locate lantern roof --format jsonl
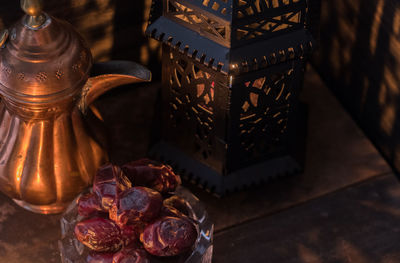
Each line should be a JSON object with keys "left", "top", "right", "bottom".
{"left": 146, "top": 0, "right": 315, "bottom": 74}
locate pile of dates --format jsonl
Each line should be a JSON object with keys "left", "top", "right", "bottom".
{"left": 74, "top": 159, "right": 198, "bottom": 263}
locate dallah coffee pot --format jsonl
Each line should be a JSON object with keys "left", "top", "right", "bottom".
{"left": 0, "top": 0, "right": 151, "bottom": 214}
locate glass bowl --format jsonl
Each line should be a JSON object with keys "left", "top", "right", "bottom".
{"left": 58, "top": 186, "right": 213, "bottom": 263}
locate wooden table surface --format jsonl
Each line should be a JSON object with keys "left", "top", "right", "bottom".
{"left": 0, "top": 66, "right": 398, "bottom": 263}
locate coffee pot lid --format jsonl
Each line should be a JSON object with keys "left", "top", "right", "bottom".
{"left": 0, "top": 0, "right": 92, "bottom": 104}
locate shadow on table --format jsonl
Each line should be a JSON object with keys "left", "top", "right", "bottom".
{"left": 213, "top": 175, "right": 400, "bottom": 263}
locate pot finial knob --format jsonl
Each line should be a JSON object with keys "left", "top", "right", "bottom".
{"left": 20, "top": 0, "right": 46, "bottom": 28}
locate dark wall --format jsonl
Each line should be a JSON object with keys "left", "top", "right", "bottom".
{"left": 111, "top": 0, "right": 161, "bottom": 78}
{"left": 312, "top": 0, "right": 400, "bottom": 173}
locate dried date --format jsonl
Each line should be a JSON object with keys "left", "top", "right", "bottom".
{"left": 120, "top": 224, "right": 140, "bottom": 246}
{"left": 160, "top": 205, "right": 187, "bottom": 219}
{"left": 110, "top": 187, "right": 162, "bottom": 226}
{"left": 122, "top": 159, "right": 181, "bottom": 194}
{"left": 86, "top": 252, "right": 114, "bottom": 263}
{"left": 77, "top": 193, "right": 103, "bottom": 218}
{"left": 140, "top": 216, "right": 197, "bottom": 257}
{"left": 74, "top": 217, "right": 123, "bottom": 252}
{"left": 112, "top": 246, "right": 150, "bottom": 263}
{"left": 93, "top": 164, "right": 131, "bottom": 211}
{"left": 163, "top": 195, "right": 190, "bottom": 216}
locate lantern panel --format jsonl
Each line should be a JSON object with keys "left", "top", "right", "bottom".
{"left": 227, "top": 59, "right": 304, "bottom": 172}
{"left": 164, "top": 0, "right": 231, "bottom": 47}
{"left": 171, "top": 0, "right": 233, "bottom": 19}
{"left": 161, "top": 44, "right": 229, "bottom": 173}
{"left": 232, "top": 0, "right": 307, "bottom": 47}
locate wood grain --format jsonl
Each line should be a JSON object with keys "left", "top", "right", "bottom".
{"left": 214, "top": 174, "right": 400, "bottom": 263}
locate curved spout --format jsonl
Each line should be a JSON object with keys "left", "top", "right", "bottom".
{"left": 79, "top": 61, "right": 151, "bottom": 113}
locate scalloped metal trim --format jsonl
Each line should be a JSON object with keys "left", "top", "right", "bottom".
{"left": 147, "top": 27, "right": 227, "bottom": 73}
{"left": 150, "top": 141, "right": 302, "bottom": 196}
{"left": 146, "top": 26, "right": 314, "bottom": 75}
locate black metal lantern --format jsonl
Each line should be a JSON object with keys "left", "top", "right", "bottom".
{"left": 146, "top": 0, "right": 316, "bottom": 195}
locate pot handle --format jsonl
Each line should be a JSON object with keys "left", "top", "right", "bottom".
{"left": 0, "top": 30, "right": 8, "bottom": 101}
{"left": 0, "top": 29, "right": 8, "bottom": 48}
{"left": 78, "top": 60, "right": 151, "bottom": 114}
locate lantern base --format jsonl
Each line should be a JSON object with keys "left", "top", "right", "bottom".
{"left": 150, "top": 142, "right": 302, "bottom": 195}
{"left": 150, "top": 103, "right": 307, "bottom": 195}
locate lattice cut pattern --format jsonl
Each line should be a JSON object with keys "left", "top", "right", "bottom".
{"left": 165, "top": 0, "right": 231, "bottom": 46}
{"left": 239, "top": 67, "right": 294, "bottom": 157}
{"left": 234, "top": 0, "right": 306, "bottom": 44}
{"left": 201, "top": 0, "right": 231, "bottom": 15}
{"left": 167, "top": 48, "right": 216, "bottom": 160}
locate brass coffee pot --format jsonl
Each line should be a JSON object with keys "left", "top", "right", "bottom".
{"left": 0, "top": 0, "right": 151, "bottom": 214}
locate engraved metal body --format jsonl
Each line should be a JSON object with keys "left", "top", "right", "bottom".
{"left": 0, "top": 1, "right": 151, "bottom": 214}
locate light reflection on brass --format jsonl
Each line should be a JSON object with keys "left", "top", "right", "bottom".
{"left": 0, "top": 29, "right": 8, "bottom": 47}
{"left": 21, "top": 0, "right": 43, "bottom": 16}
{"left": 20, "top": 0, "right": 46, "bottom": 28}
{"left": 0, "top": 4, "right": 151, "bottom": 214}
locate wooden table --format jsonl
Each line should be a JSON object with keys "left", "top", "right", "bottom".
{"left": 0, "top": 66, "right": 398, "bottom": 263}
